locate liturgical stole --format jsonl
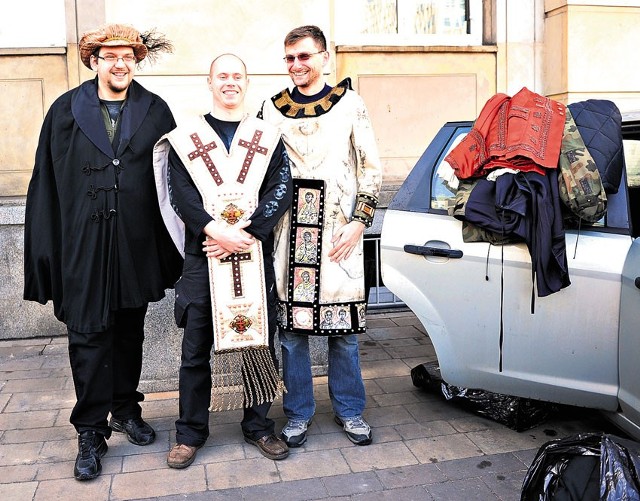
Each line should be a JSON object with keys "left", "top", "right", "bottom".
{"left": 165, "top": 115, "right": 282, "bottom": 410}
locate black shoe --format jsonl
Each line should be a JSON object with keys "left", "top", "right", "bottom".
{"left": 109, "top": 417, "right": 156, "bottom": 446}
{"left": 74, "top": 431, "right": 108, "bottom": 481}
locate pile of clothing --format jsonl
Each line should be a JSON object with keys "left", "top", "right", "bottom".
{"left": 442, "top": 87, "right": 624, "bottom": 301}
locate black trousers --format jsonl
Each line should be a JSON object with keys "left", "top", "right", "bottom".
{"left": 174, "top": 253, "right": 278, "bottom": 447}
{"left": 67, "top": 305, "right": 148, "bottom": 438}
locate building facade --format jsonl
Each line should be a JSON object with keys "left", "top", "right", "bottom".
{"left": 1, "top": 0, "right": 639, "bottom": 381}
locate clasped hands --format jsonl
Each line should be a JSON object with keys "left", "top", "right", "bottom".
{"left": 202, "top": 220, "right": 255, "bottom": 259}
{"left": 202, "top": 219, "right": 364, "bottom": 261}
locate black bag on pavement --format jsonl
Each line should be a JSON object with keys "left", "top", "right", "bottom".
{"left": 411, "top": 361, "right": 554, "bottom": 432}
{"left": 520, "top": 432, "right": 640, "bottom": 500}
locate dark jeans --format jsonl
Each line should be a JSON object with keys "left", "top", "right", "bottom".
{"left": 68, "top": 305, "right": 148, "bottom": 438}
{"left": 174, "top": 253, "right": 278, "bottom": 447}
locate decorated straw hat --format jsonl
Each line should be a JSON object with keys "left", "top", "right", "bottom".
{"left": 79, "top": 24, "right": 148, "bottom": 69}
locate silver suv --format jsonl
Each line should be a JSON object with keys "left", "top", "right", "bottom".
{"left": 381, "top": 112, "right": 640, "bottom": 439}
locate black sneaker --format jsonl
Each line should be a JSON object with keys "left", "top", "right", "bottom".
{"left": 281, "top": 419, "right": 312, "bottom": 448}
{"left": 74, "top": 431, "right": 108, "bottom": 481}
{"left": 109, "top": 417, "right": 155, "bottom": 446}
{"left": 334, "top": 415, "right": 372, "bottom": 446}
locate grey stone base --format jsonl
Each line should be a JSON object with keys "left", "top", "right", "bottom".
{"left": 2, "top": 191, "right": 396, "bottom": 391}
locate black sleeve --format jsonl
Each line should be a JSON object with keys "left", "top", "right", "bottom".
{"left": 152, "top": 95, "right": 177, "bottom": 137}
{"left": 167, "top": 146, "right": 213, "bottom": 237}
{"left": 246, "top": 139, "right": 293, "bottom": 242}
{"left": 24, "top": 104, "right": 59, "bottom": 303}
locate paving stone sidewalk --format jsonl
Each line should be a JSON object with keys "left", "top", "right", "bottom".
{"left": 0, "top": 309, "right": 620, "bottom": 500}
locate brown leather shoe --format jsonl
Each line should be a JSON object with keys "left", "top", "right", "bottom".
{"left": 244, "top": 433, "right": 289, "bottom": 460}
{"left": 167, "top": 443, "right": 202, "bottom": 469}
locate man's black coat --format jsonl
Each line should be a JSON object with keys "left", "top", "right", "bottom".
{"left": 24, "top": 78, "right": 182, "bottom": 333}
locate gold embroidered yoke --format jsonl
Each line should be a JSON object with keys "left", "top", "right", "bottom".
{"left": 262, "top": 79, "right": 382, "bottom": 335}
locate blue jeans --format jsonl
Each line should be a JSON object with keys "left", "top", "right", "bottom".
{"left": 279, "top": 331, "right": 366, "bottom": 421}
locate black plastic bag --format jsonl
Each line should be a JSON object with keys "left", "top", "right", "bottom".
{"left": 601, "top": 434, "right": 640, "bottom": 500}
{"left": 411, "top": 361, "right": 555, "bottom": 432}
{"left": 520, "top": 432, "right": 640, "bottom": 500}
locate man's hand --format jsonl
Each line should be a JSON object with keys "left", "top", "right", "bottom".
{"left": 202, "top": 219, "right": 255, "bottom": 258}
{"left": 203, "top": 240, "right": 232, "bottom": 259}
{"left": 328, "top": 220, "right": 365, "bottom": 263}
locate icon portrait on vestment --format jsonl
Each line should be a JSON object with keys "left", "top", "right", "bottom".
{"left": 294, "top": 227, "right": 319, "bottom": 264}
{"left": 334, "top": 307, "right": 351, "bottom": 329}
{"left": 357, "top": 303, "right": 367, "bottom": 328}
{"left": 296, "top": 189, "right": 320, "bottom": 224}
{"left": 292, "top": 306, "right": 314, "bottom": 330}
{"left": 319, "top": 307, "right": 335, "bottom": 330}
{"left": 292, "top": 267, "right": 316, "bottom": 302}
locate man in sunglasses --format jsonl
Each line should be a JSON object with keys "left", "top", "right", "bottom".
{"left": 260, "top": 25, "right": 382, "bottom": 448}
{"left": 23, "top": 23, "right": 182, "bottom": 481}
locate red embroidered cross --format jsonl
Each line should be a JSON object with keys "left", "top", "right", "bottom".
{"left": 237, "top": 130, "right": 268, "bottom": 183}
{"left": 220, "top": 252, "right": 252, "bottom": 297}
{"left": 188, "top": 133, "right": 222, "bottom": 185}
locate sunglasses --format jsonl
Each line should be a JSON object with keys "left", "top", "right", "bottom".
{"left": 283, "top": 51, "right": 324, "bottom": 63}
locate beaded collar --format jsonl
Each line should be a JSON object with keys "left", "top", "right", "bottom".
{"left": 271, "top": 78, "right": 352, "bottom": 119}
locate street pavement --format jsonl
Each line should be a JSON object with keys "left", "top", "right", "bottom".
{"left": 0, "top": 308, "right": 621, "bottom": 500}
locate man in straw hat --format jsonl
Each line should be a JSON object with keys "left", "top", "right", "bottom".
{"left": 153, "top": 53, "right": 292, "bottom": 468}
{"left": 23, "top": 23, "right": 182, "bottom": 481}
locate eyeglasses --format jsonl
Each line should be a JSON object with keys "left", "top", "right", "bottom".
{"left": 96, "top": 54, "right": 136, "bottom": 64}
{"left": 283, "top": 51, "right": 324, "bottom": 63}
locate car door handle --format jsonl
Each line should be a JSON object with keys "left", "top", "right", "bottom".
{"left": 403, "top": 244, "right": 463, "bottom": 259}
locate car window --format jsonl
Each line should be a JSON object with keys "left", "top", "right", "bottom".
{"left": 625, "top": 139, "right": 640, "bottom": 188}
{"left": 430, "top": 129, "right": 468, "bottom": 211}
{"left": 624, "top": 137, "right": 640, "bottom": 236}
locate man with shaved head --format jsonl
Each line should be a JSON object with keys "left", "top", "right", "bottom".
{"left": 154, "top": 53, "right": 293, "bottom": 468}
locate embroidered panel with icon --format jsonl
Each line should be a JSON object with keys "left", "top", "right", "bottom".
{"left": 283, "top": 179, "right": 324, "bottom": 332}
{"left": 277, "top": 179, "right": 366, "bottom": 335}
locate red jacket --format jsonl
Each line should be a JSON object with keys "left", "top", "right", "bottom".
{"left": 446, "top": 87, "right": 566, "bottom": 179}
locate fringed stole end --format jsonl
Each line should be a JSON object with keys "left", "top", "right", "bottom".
{"left": 208, "top": 347, "right": 285, "bottom": 412}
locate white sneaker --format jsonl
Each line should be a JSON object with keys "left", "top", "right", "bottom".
{"left": 281, "top": 419, "right": 311, "bottom": 447}
{"left": 334, "top": 415, "right": 372, "bottom": 445}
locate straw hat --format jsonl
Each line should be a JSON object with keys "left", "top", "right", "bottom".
{"left": 79, "top": 24, "right": 148, "bottom": 69}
